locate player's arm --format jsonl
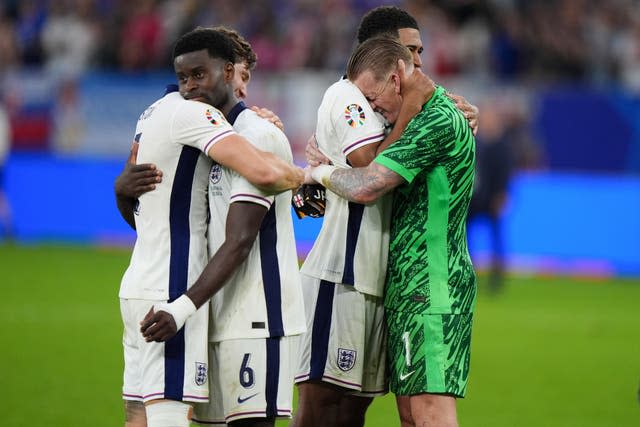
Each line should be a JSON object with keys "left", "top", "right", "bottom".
{"left": 140, "top": 201, "right": 266, "bottom": 342}
{"left": 173, "top": 102, "right": 302, "bottom": 193}
{"left": 348, "top": 67, "right": 435, "bottom": 167}
{"left": 114, "top": 142, "right": 163, "bottom": 230}
{"left": 209, "top": 134, "right": 303, "bottom": 194}
{"left": 308, "top": 162, "right": 405, "bottom": 205}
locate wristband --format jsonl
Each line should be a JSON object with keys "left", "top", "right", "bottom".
{"left": 154, "top": 295, "right": 197, "bottom": 332}
{"left": 311, "top": 165, "right": 336, "bottom": 187}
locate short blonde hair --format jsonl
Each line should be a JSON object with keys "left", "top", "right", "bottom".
{"left": 347, "top": 36, "right": 412, "bottom": 82}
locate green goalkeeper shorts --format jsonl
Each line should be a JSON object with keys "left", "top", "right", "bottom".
{"left": 387, "top": 310, "right": 473, "bottom": 397}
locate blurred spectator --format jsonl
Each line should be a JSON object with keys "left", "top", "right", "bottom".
{"left": 611, "top": 5, "right": 640, "bottom": 92}
{"left": 244, "top": 1, "right": 281, "bottom": 70}
{"left": 0, "top": 0, "right": 638, "bottom": 172}
{"left": 468, "top": 100, "right": 514, "bottom": 292}
{"left": 0, "top": 9, "right": 20, "bottom": 74}
{"left": 0, "top": 96, "right": 13, "bottom": 240}
{"left": 302, "top": 0, "right": 359, "bottom": 70}
{"left": 160, "top": 0, "right": 200, "bottom": 51}
{"left": 423, "top": 5, "right": 462, "bottom": 77}
{"left": 487, "top": 6, "right": 524, "bottom": 80}
{"left": 118, "top": 0, "right": 165, "bottom": 71}
{"left": 0, "top": 0, "right": 638, "bottom": 86}
{"left": 41, "top": 0, "right": 99, "bottom": 79}
{"left": 15, "top": 0, "right": 47, "bottom": 66}
{"left": 51, "top": 79, "right": 83, "bottom": 152}
{"left": 521, "top": 0, "right": 590, "bottom": 81}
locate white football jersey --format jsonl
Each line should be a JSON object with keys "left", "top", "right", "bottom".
{"left": 206, "top": 102, "right": 306, "bottom": 342}
{"left": 300, "top": 78, "right": 392, "bottom": 297}
{"left": 119, "top": 91, "right": 236, "bottom": 300}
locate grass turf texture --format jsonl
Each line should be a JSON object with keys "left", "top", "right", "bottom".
{"left": 1, "top": 244, "right": 638, "bottom": 426}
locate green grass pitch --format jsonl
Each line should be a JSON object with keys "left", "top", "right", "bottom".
{"left": 1, "top": 244, "right": 638, "bottom": 426}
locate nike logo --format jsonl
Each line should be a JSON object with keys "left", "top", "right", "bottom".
{"left": 399, "top": 370, "right": 415, "bottom": 381}
{"left": 237, "top": 392, "right": 259, "bottom": 404}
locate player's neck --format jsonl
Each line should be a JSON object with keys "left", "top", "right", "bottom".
{"left": 218, "top": 92, "right": 240, "bottom": 117}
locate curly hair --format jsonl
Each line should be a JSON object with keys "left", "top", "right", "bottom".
{"left": 212, "top": 25, "right": 257, "bottom": 70}
{"left": 357, "top": 6, "right": 419, "bottom": 44}
{"left": 172, "top": 27, "right": 235, "bottom": 64}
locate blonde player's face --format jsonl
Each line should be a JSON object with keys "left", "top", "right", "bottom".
{"left": 398, "top": 27, "right": 424, "bottom": 68}
{"left": 232, "top": 61, "right": 251, "bottom": 99}
{"left": 354, "top": 69, "right": 403, "bottom": 125}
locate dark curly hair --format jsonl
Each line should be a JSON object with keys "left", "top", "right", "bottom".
{"left": 172, "top": 27, "right": 236, "bottom": 64}
{"left": 357, "top": 6, "right": 419, "bottom": 44}
{"left": 212, "top": 25, "right": 257, "bottom": 70}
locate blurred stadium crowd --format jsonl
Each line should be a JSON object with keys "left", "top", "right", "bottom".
{"left": 1, "top": 0, "right": 639, "bottom": 85}
{"left": 1, "top": 0, "right": 640, "bottom": 174}
{"left": 0, "top": 1, "right": 638, "bottom": 275}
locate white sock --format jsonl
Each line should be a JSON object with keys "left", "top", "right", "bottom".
{"left": 145, "top": 400, "right": 191, "bottom": 427}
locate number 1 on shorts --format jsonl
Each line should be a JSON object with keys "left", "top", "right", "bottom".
{"left": 402, "top": 331, "right": 412, "bottom": 367}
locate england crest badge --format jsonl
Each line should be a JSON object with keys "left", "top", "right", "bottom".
{"left": 337, "top": 348, "right": 357, "bottom": 372}
{"left": 210, "top": 163, "right": 222, "bottom": 184}
{"left": 195, "top": 362, "right": 208, "bottom": 386}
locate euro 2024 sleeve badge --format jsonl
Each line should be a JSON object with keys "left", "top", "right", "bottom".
{"left": 344, "top": 104, "right": 366, "bottom": 128}
{"left": 205, "top": 108, "right": 228, "bottom": 127}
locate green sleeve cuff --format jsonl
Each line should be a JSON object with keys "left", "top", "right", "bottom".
{"left": 374, "top": 155, "right": 416, "bottom": 183}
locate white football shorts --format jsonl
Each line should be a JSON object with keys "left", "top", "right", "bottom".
{"left": 192, "top": 335, "right": 300, "bottom": 424}
{"left": 294, "top": 275, "right": 388, "bottom": 396}
{"left": 120, "top": 298, "right": 209, "bottom": 403}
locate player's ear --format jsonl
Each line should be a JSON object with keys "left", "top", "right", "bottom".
{"left": 392, "top": 71, "right": 402, "bottom": 94}
{"left": 223, "top": 62, "right": 235, "bottom": 83}
{"left": 397, "top": 59, "right": 406, "bottom": 80}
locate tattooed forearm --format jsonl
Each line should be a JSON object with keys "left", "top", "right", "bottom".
{"left": 324, "top": 163, "right": 403, "bottom": 204}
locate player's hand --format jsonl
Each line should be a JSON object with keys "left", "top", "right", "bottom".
{"left": 448, "top": 93, "right": 479, "bottom": 136}
{"left": 304, "top": 166, "right": 317, "bottom": 184}
{"left": 140, "top": 295, "right": 197, "bottom": 342}
{"left": 304, "top": 135, "right": 332, "bottom": 166}
{"left": 115, "top": 142, "right": 163, "bottom": 198}
{"left": 251, "top": 106, "right": 284, "bottom": 131}
{"left": 140, "top": 307, "right": 178, "bottom": 342}
{"left": 294, "top": 166, "right": 306, "bottom": 188}
{"left": 115, "top": 163, "right": 163, "bottom": 199}
{"left": 400, "top": 64, "right": 435, "bottom": 107}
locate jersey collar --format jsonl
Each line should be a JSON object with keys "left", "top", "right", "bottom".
{"left": 163, "top": 84, "right": 246, "bottom": 125}
{"left": 164, "top": 84, "right": 179, "bottom": 94}
{"left": 227, "top": 101, "right": 247, "bottom": 125}
{"left": 424, "top": 86, "right": 445, "bottom": 108}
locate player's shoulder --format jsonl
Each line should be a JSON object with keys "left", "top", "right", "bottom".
{"left": 137, "top": 92, "right": 175, "bottom": 119}
{"left": 321, "top": 78, "right": 374, "bottom": 125}
{"left": 417, "top": 87, "right": 457, "bottom": 120}
{"left": 237, "top": 109, "right": 283, "bottom": 136}
{"left": 324, "top": 78, "right": 366, "bottom": 103}
{"left": 427, "top": 86, "right": 457, "bottom": 111}
{"left": 173, "top": 97, "right": 229, "bottom": 127}
{"left": 237, "top": 109, "right": 290, "bottom": 151}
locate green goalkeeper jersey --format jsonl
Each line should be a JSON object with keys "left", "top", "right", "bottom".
{"left": 374, "top": 86, "right": 477, "bottom": 315}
